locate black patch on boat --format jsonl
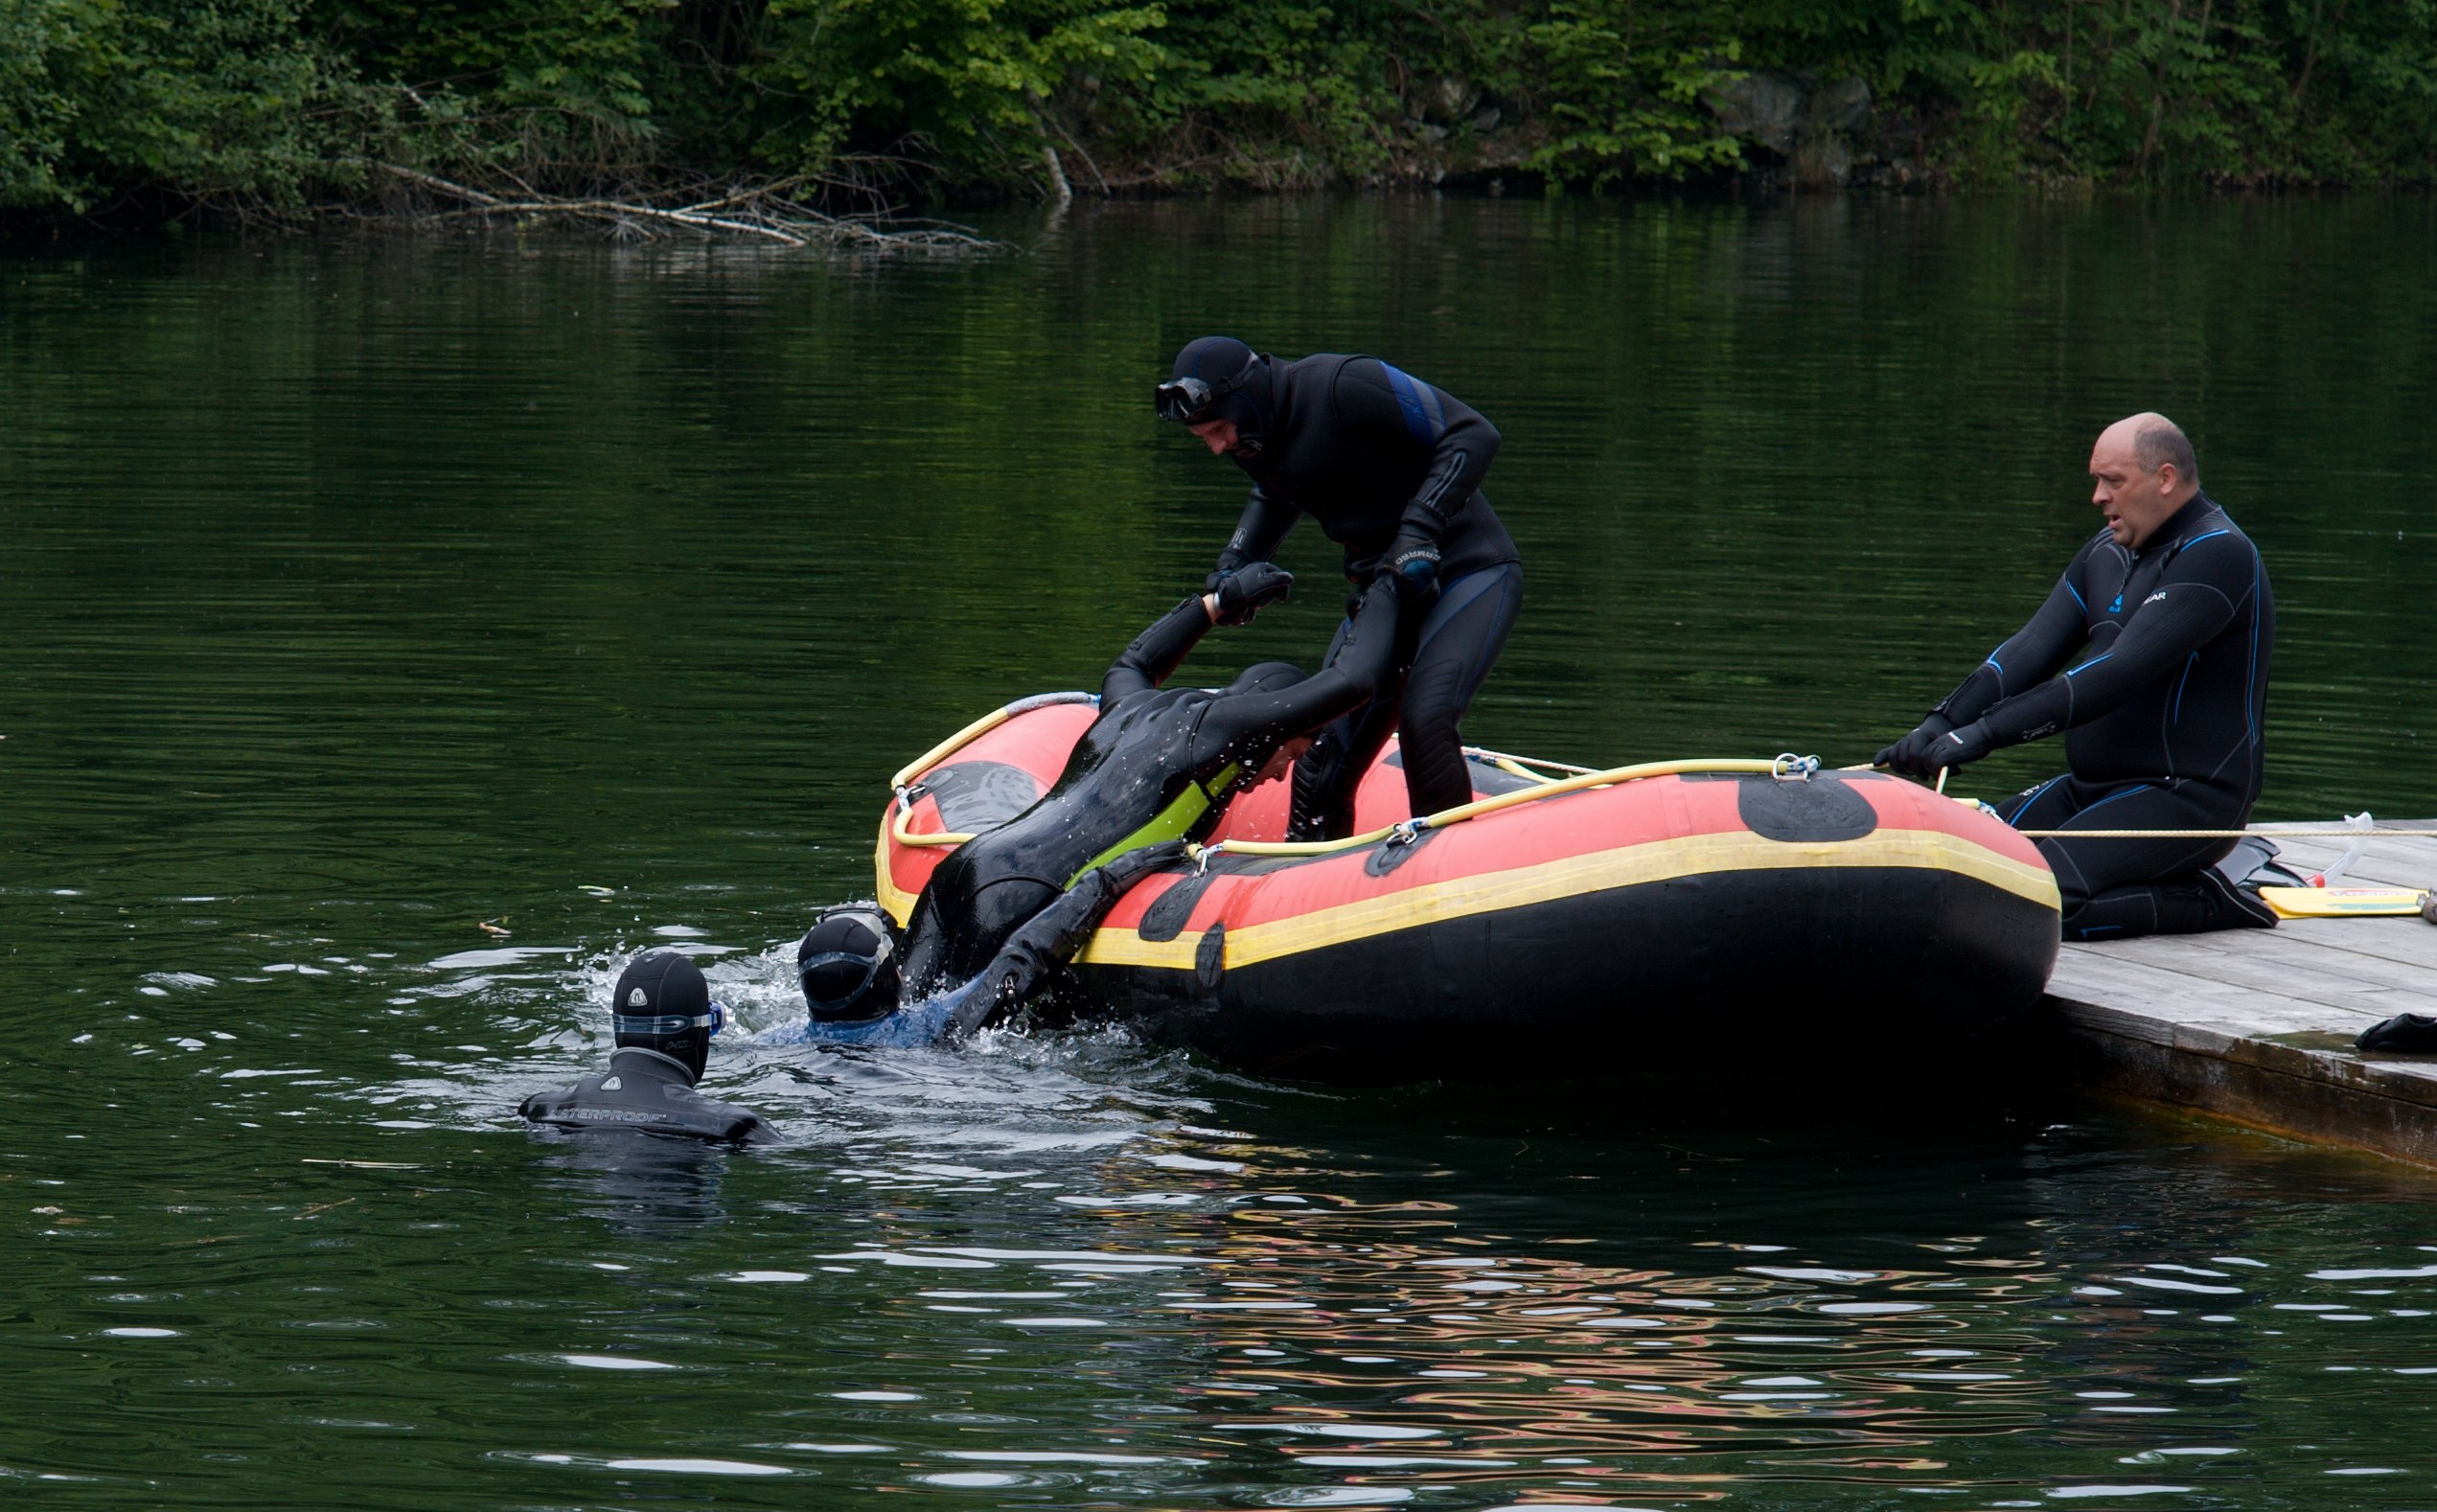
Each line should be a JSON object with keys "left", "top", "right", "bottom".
{"left": 1138, "top": 869, "right": 1222, "bottom": 942}
{"left": 921, "top": 761, "right": 1043, "bottom": 831}
{"left": 1365, "top": 827, "right": 1440, "bottom": 875}
{"left": 1730, "top": 774, "right": 1879, "bottom": 842}
{"left": 1195, "top": 922, "right": 1228, "bottom": 991}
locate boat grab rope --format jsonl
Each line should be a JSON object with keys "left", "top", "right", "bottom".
{"left": 1188, "top": 755, "right": 1801, "bottom": 863}
{"left": 890, "top": 704, "right": 2436, "bottom": 853}
{"left": 885, "top": 694, "right": 1755, "bottom": 853}
{"left": 1840, "top": 768, "right": 2437, "bottom": 842}
{"left": 886, "top": 699, "right": 1796, "bottom": 854}
{"left": 888, "top": 692, "right": 1099, "bottom": 848}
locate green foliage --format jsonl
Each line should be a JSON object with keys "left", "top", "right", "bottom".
{"left": 747, "top": 0, "right": 1169, "bottom": 177}
{"left": 3, "top": 0, "right": 336, "bottom": 211}
{"left": 5, "top": 0, "right": 2437, "bottom": 217}
{"left": 1515, "top": 2, "right": 1747, "bottom": 184}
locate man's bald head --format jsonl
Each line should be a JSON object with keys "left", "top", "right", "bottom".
{"left": 2088, "top": 412, "right": 2201, "bottom": 548}
{"left": 2127, "top": 413, "right": 2198, "bottom": 489}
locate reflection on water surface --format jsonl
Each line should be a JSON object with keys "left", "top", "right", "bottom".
{"left": 5, "top": 196, "right": 2437, "bottom": 1506}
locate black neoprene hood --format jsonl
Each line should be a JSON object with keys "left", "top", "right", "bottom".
{"left": 611, "top": 949, "right": 714, "bottom": 1079}
{"left": 1168, "top": 336, "right": 1271, "bottom": 434}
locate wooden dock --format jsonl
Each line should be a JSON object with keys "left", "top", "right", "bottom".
{"left": 2042, "top": 820, "right": 2437, "bottom": 1165}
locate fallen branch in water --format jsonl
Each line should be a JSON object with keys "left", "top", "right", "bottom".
{"left": 370, "top": 164, "right": 1005, "bottom": 256}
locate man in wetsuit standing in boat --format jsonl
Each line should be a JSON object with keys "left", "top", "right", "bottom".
{"left": 1874, "top": 413, "right": 2276, "bottom": 941}
{"left": 1157, "top": 337, "right": 1523, "bottom": 840}
{"left": 792, "top": 565, "right": 1407, "bottom": 1038}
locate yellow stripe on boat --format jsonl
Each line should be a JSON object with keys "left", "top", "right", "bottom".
{"left": 1075, "top": 826, "right": 2058, "bottom": 972}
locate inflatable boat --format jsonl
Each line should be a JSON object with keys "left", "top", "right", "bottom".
{"left": 876, "top": 694, "right": 2061, "bottom": 1080}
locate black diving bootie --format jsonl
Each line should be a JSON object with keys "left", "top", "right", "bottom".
{"left": 2196, "top": 866, "right": 2279, "bottom": 930}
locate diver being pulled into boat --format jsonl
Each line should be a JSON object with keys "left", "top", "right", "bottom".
{"left": 796, "top": 564, "right": 1408, "bottom": 1038}
{"left": 1875, "top": 413, "right": 2276, "bottom": 941}
{"left": 1157, "top": 337, "right": 1523, "bottom": 839}
{"left": 520, "top": 950, "right": 777, "bottom": 1144}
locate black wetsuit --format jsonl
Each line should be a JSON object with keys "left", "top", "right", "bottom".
{"left": 1215, "top": 355, "right": 1524, "bottom": 823}
{"left": 1927, "top": 494, "right": 2274, "bottom": 939}
{"left": 899, "top": 578, "right": 1406, "bottom": 996}
{"left": 520, "top": 1047, "right": 779, "bottom": 1144}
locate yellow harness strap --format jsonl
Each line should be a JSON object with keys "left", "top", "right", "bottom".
{"left": 1068, "top": 764, "right": 1240, "bottom": 886}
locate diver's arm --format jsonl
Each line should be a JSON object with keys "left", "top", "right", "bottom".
{"left": 1193, "top": 576, "right": 1404, "bottom": 766}
{"left": 1336, "top": 358, "right": 1499, "bottom": 552}
{"left": 947, "top": 840, "right": 1190, "bottom": 1038}
{"left": 1931, "top": 538, "right": 2104, "bottom": 727}
{"left": 1102, "top": 595, "right": 1217, "bottom": 702}
{"left": 1883, "top": 538, "right": 2101, "bottom": 772}
{"left": 1102, "top": 566, "right": 1297, "bottom": 702}
{"left": 1963, "top": 540, "right": 2243, "bottom": 753}
{"left": 1214, "top": 483, "right": 1300, "bottom": 576}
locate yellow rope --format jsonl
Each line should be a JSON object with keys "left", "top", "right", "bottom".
{"left": 1191, "top": 758, "right": 1785, "bottom": 859}
{"left": 893, "top": 719, "right": 2434, "bottom": 854}
{"left": 2011, "top": 828, "right": 2431, "bottom": 839}
{"left": 892, "top": 805, "right": 975, "bottom": 848}
{"left": 888, "top": 707, "right": 1016, "bottom": 791}
{"left": 1465, "top": 744, "right": 1597, "bottom": 780}
{"left": 887, "top": 693, "right": 1098, "bottom": 846}
{"left": 892, "top": 756, "right": 1790, "bottom": 854}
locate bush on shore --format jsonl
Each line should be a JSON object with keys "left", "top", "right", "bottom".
{"left": 5, "top": 0, "right": 2435, "bottom": 220}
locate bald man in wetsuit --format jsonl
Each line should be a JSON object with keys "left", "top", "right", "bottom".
{"left": 1876, "top": 413, "right": 2276, "bottom": 941}
{"left": 793, "top": 565, "right": 1407, "bottom": 1040}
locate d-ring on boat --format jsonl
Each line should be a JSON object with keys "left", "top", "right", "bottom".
{"left": 875, "top": 694, "right": 2061, "bottom": 1081}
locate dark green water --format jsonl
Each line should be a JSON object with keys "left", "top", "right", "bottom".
{"left": 5, "top": 197, "right": 2436, "bottom": 1507}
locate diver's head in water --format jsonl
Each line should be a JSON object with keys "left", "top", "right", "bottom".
{"left": 611, "top": 949, "right": 724, "bottom": 1081}
{"left": 1158, "top": 336, "right": 1270, "bottom": 458}
{"left": 796, "top": 904, "right": 904, "bottom": 1022}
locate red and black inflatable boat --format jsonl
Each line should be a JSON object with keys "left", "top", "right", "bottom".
{"left": 877, "top": 694, "right": 2061, "bottom": 1080}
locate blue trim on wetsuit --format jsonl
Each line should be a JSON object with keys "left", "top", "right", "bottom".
{"left": 1381, "top": 364, "right": 1445, "bottom": 445}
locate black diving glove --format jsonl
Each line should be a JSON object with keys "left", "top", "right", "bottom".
{"left": 1875, "top": 714, "right": 1955, "bottom": 780}
{"left": 1214, "top": 561, "right": 1294, "bottom": 626}
{"left": 1381, "top": 530, "right": 1442, "bottom": 604}
{"left": 1204, "top": 549, "right": 1247, "bottom": 596}
{"left": 1886, "top": 719, "right": 1996, "bottom": 780}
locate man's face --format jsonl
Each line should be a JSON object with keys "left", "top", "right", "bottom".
{"left": 1185, "top": 417, "right": 1241, "bottom": 456}
{"left": 2088, "top": 434, "right": 2178, "bottom": 548}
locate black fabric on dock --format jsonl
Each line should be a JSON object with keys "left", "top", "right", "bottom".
{"left": 2357, "top": 1013, "right": 2437, "bottom": 1054}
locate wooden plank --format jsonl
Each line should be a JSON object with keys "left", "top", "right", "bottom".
{"left": 2186, "top": 918, "right": 2437, "bottom": 976}
{"left": 2047, "top": 951, "right": 2389, "bottom": 1033}
{"left": 2109, "top": 928, "right": 2437, "bottom": 1001}
{"left": 2053, "top": 946, "right": 2409, "bottom": 1024}
{"left": 2028, "top": 818, "right": 2437, "bottom": 1167}
{"left": 2048, "top": 1024, "right": 2437, "bottom": 1167}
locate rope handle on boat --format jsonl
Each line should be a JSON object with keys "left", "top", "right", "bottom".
{"left": 2007, "top": 827, "right": 2434, "bottom": 838}
{"left": 886, "top": 692, "right": 1100, "bottom": 847}
{"left": 1182, "top": 758, "right": 1788, "bottom": 860}
{"left": 886, "top": 691, "right": 1099, "bottom": 791}
{"left": 1953, "top": 800, "right": 2426, "bottom": 840}
{"left": 884, "top": 700, "right": 1773, "bottom": 853}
